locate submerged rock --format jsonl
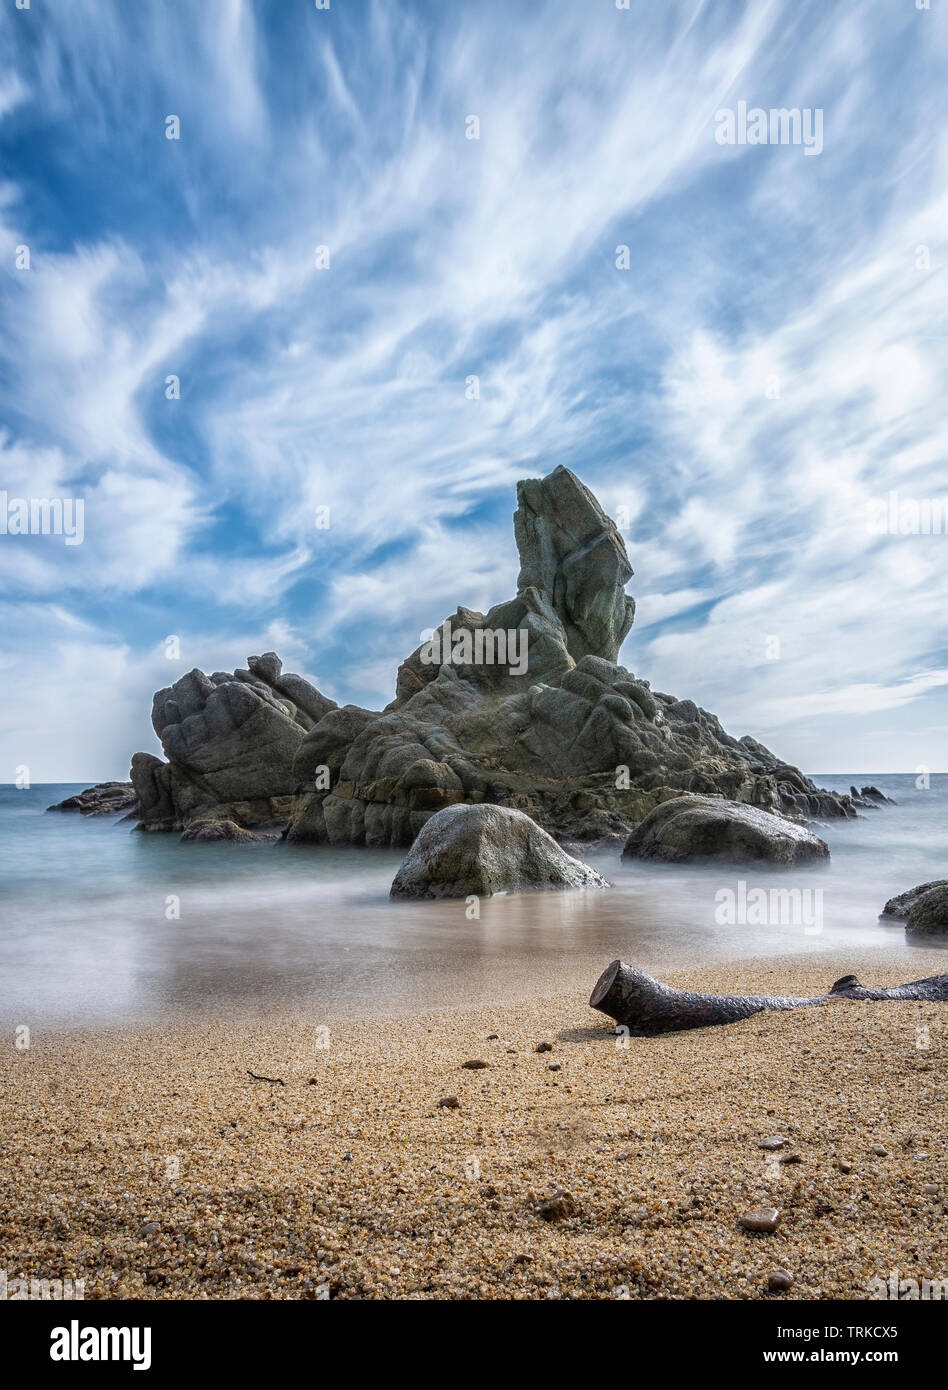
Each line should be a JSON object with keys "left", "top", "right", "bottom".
{"left": 881, "top": 880, "right": 948, "bottom": 920}
{"left": 131, "top": 469, "right": 859, "bottom": 845}
{"left": 390, "top": 803, "right": 609, "bottom": 899}
{"left": 621, "top": 794, "right": 830, "bottom": 866}
{"left": 905, "top": 885, "right": 948, "bottom": 940}
{"left": 47, "top": 781, "right": 138, "bottom": 817}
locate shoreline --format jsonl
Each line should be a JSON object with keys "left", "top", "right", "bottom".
{"left": 3, "top": 948, "right": 946, "bottom": 1300}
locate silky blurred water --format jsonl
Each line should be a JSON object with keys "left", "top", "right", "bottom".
{"left": 0, "top": 775, "right": 944, "bottom": 1027}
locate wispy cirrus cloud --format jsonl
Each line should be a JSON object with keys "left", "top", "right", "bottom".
{"left": 0, "top": 0, "right": 946, "bottom": 778}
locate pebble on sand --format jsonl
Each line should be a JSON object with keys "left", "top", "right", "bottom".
{"left": 740, "top": 1207, "right": 781, "bottom": 1234}
{"left": 539, "top": 1190, "right": 576, "bottom": 1222}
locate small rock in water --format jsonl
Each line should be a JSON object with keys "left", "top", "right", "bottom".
{"left": 462, "top": 1059, "right": 489, "bottom": 1070}
{"left": 740, "top": 1207, "right": 781, "bottom": 1233}
{"left": 539, "top": 1189, "right": 576, "bottom": 1222}
{"left": 437, "top": 1095, "right": 460, "bottom": 1109}
{"left": 767, "top": 1269, "right": 794, "bottom": 1292}
{"left": 535, "top": 1042, "right": 553, "bottom": 1053}
{"left": 758, "top": 1136, "right": 789, "bottom": 1151}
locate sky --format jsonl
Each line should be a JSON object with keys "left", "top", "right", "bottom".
{"left": 1, "top": 0, "right": 946, "bottom": 782}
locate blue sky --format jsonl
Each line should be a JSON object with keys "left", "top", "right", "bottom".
{"left": 1, "top": 0, "right": 947, "bottom": 781}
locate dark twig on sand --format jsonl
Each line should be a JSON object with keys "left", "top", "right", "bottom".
{"left": 246, "top": 1069, "right": 285, "bottom": 1085}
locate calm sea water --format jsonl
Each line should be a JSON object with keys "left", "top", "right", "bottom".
{"left": 0, "top": 775, "right": 944, "bottom": 1027}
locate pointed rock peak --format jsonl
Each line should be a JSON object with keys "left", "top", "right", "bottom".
{"left": 513, "top": 465, "right": 635, "bottom": 664}
{"left": 248, "top": 652, "right": 283, "bottom": 683}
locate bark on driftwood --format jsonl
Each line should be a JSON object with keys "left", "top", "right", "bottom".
{"left": 589, "top": 960, "right": 948, "bottom": 1036}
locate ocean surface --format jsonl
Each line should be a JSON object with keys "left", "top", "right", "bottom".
{"left": 0, "top": 775, "right": 944, "bottom": 1028}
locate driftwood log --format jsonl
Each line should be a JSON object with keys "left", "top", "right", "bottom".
{"left": 589, "top": 959, "right": 948, "bottom": 1036}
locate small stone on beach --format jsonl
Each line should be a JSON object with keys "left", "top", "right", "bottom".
{"left": 538, "top": 1189, "right": 576, "bottom": 1222}
{"left": 740, "top": 1207, "right": 780, "bottom": 1233}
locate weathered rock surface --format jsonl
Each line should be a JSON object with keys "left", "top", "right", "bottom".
{"left": 881, "top": 880, "right": 948, "bottom": 920}
{"left": 131, "top": 654, "right": 335, "bottom": 833}
{"left": 621, "top": 794, "right": 830, "bottom": 866}
{"left": 389, "top": 803, "right": 609, "bottom": 899}
{"left": 179, "top": 819, "right": 275, "bottom": 843}
{"left": 47, "top": 782, "right": 138, "bottom": 817}
{"left": 132, "top": 468, "right": 859, "bottom": 846}
{"left": 905, "top": 885, "right": 948, "bottom": 940}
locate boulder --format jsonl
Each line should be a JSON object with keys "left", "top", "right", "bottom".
{"left": 389, "top": 803, "right": 609, "bottom": 899}
{"left": 621, "top": 794, "right": 830, "bottom": 866}
{"left": 881, "top": 880, "right": 948, "bottom": 920}
{"left": 905, "top": 885, "right": 948, "bottom": 940}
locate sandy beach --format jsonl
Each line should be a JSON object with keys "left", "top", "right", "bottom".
{"left": 2, "top": 948, "right": 946, "bottom": 1301}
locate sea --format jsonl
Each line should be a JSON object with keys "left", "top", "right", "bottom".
{"left": 0, "top": 774, "right": 944, "bottom": 1028}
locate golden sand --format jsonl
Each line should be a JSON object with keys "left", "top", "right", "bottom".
{"left": 2, "top": 951, "right": 946, "bottom": 1300}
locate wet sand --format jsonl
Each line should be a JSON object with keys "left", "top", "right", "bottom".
{"left": 2, "top": 948, "right": 946, "bottom": 1300}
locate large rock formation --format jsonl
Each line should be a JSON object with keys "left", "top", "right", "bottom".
{"left": 621, "top": 794, "right": 830, "bottom": 867}
{"left": 131, "top": 653, "right": 335, "bottom": 833}
{"left": 131, "top": 467, "right": 858, "bottom": 843}
{"left": 390, "top": 803, "right": 609, "bottom": 899}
